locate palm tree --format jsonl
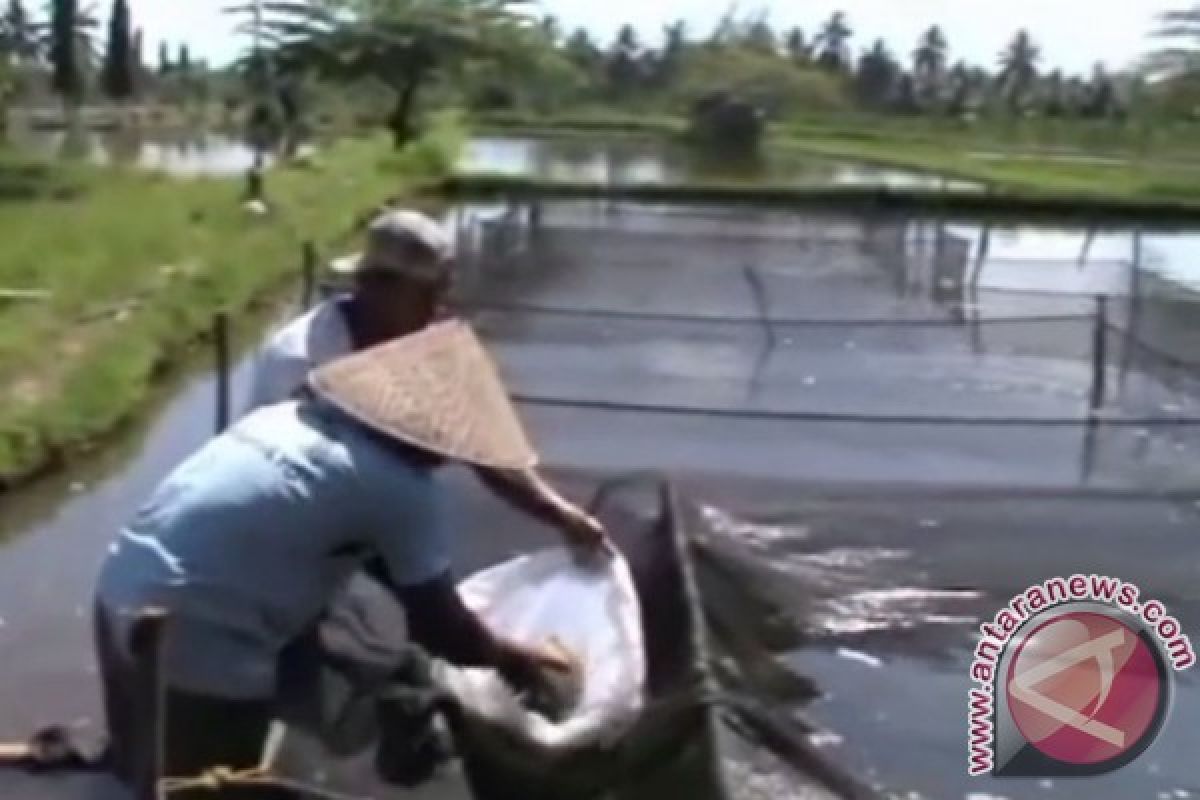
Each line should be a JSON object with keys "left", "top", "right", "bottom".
{"left": 997, "top": 29, "right": 1040, "bottom": 112}
{"left": 814, "top": 11, "right": 852, "bottom": 71}
{"left": 1148, "top": 5, "right": 1200, "bottom": 81}
{"left": 913, "top": 25, "right": 947, "bottom": 81}
{"left": 855, "top": 38, "right": 899, "bottom": 109}
{"left": 1, "top": 0, "right": 39, "bottom": 63}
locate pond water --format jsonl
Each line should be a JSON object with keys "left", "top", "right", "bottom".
{"left": 3, "top": 189, "right": 1200, "bottom": 797}
{"left": 5, "top": 127, "right": 273, "bottom": 176}
{"left": 461, "top": 135, "right": 981, "bottom": 190}
{"left": 4, "top": 127, "right": 975, "bottom": 190}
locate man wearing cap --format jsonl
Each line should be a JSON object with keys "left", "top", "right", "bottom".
{"left": 93, "top": 322, "right": 602, "bottom": 782}
{"left": 245, "top": 208, "right": 606, "bottom": 553}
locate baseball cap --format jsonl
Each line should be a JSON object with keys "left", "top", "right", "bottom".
{"left": 330, "top": 210, "right": 454, "bottom": 282}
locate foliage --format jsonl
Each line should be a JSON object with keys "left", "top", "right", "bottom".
{"left": 0, "top": 127, "right": 461, "bottom": 482}
{"left": 49, "top": 0, "right": 81, "bottom": 102}
{"left": 688, "top": 89, "right": 763, "bottom": 153}
{"left": 226, "top": 0, "right": 531, "bottom": 147}
{"left": 855, "top": 39, "right": 899, "bottom": 110}
{"left": 1148, "top": 5, "right": 1200, "bottom": 81}
{"left": 100, "top": 0, "right": 133, "bottom": 100}
{"left": 1, "top": 0, "right": 38, "bottom": 62}
{"left": 677, "top": 44, "right": 847, "bottom": 117}
{"left": 41, "top": 0, "right": 98, "bottom": 105}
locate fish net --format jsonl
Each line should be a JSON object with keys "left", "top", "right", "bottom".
{"left": 449, "top": 200, "right": 1200, "bottom": 493}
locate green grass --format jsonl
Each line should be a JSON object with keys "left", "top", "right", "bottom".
{"left": 774, "top": 131, "right": 1200, "bottom": 201}
{"left": 471, "top": 109, "right": 685, "bottom": 138}
{"left": 0, "top": 116, "right": 462, "bottom": 487}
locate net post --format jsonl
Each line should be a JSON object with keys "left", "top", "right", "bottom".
{"left": 300, "top": 240, "right": 317, "bottom": 310}
{"left": 1090, "top": 294, "right": 1109, "bottom": 411}
{"left": 130, "top": 608, "right": 168, "bottom": 800}
{"left": 214, "top": 312, "right": 231, "bottom": 434}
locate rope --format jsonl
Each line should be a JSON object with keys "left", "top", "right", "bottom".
{"left": 159, "top": 767, "right": 369, "bottom": 800}
{"left": 465, "top": 301, "right": 1091, "bottom": 328}
{"left": 1107, "top": 322, "right": 1200, "bottom": 375}
{"left": 513, "top": 392, "right": 1200, "bottom": 427}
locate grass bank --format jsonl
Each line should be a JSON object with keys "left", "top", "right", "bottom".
{"left": 470, "top": 109, "right": 685, "bottom": 139}
{"left": 777, "top": 132, "right": 1200, "bottom": 203}
{"left": 439, "top": 173, "right": 1200, "bottom": 225}
{"left": 0, "top": 117, "right": 462, "bottom": 488}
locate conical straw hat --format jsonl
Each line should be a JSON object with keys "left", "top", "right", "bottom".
{"left": 308, "top": 320, "right": 538, "bottom": 470}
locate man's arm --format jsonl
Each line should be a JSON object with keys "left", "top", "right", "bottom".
{"left": 473, "top": 467, "right": 610, "bottom": 554}
{"left": 376, "top": 564, "right": 566, "bottom": 690}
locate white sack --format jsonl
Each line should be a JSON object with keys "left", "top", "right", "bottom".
{"left": 434, "top": 548, "right": 645, "bottom": 752}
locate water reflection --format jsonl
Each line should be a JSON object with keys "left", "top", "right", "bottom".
{"left": 7, "top": 127, "right": 274, "bottom": 176}
{"left": 460, "top": 135, "right": 978, "bottom": 190}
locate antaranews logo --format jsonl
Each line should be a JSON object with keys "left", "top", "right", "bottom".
{"left": 967, "top": 574, "right": 1195, "bottom": 777}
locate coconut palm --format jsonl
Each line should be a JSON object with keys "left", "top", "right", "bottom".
{"left": 997, "top": 29, "right": 1041, "bottom": 111}
{"left": 1, "top": 0, "right": 40, "bottom": 63}
{"left": 1148, "top": 5, "right": 1200, "bottom": 80}
{"left": 913, "top": 25, "right": 947, "bottom": 82}
{"left": 814, "top": 11, "right": 852, "bottom": 71}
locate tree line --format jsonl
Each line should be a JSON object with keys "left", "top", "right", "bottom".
{"left": 511, "top": 11, "right": 1140, "bottom": 120}
{"left": 0, "top": 0, "right": 207, "bottom": 108}
{"left": 7, "top": 0, "right": 1200, "bottom": 134}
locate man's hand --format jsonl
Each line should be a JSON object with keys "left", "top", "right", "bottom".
{"left": 495, "top": 638, "right": 575, "bottom": 692}
{"left": 558, "top": 505, "right": 614, "bottom": 561}
{"left": 475, "top": 467, "right": 615, "bottom": 561}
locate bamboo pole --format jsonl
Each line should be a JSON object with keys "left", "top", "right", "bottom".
{"left": 130, "top": 608, "right": 168, "bottom": 800}
{"left": 214, "top": 312, "right": 232, "bottom": 434}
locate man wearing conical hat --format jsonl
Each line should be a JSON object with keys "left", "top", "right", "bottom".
{"left": 245, "top": 208, "right": 606, "bottom": 554}
{"left": 90, "top": 220, "right": 608, "bottom": 781}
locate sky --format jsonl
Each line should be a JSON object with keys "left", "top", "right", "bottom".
{"left": 128, "top": 0, "right": 1178, "bottom": 74}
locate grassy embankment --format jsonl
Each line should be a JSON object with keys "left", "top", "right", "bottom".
{"left": 0, "top": 116, "right": 463, "bottom": 488}
{"left": 470, "top": 110, "right": 1200, "bottom": 208}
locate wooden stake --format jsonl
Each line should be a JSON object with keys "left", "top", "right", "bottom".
{"left": 130, "top": 608, "right": 168, "bottom": 800}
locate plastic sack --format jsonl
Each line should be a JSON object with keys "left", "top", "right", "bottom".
{"left": 433, "top": 547, "right": 646, "bottom": 753}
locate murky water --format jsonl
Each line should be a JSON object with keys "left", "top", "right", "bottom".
{"left": 461, "top": 136, "right": 980, "bottom": 190}
{"left": 2, "top": 137, "right": 1200, "bottom": 797}
{"left": 691, "top": 493, "right": 1200, "bottom": 800}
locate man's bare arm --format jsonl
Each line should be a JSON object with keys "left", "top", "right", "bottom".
{"left": 473, "top": 467, "right": 610, "bottom": 553}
